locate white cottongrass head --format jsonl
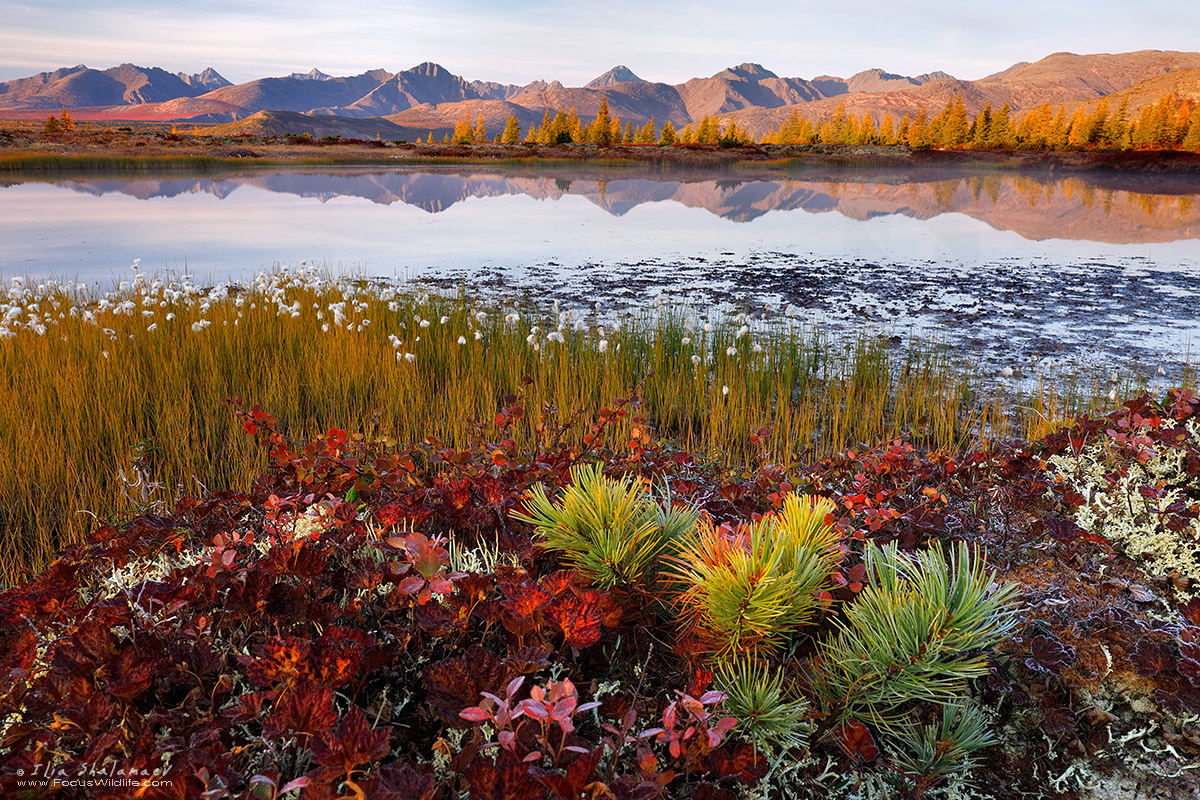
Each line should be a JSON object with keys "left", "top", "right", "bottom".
{"left": 598, "top": 339, "right": 608, "bottom": 353}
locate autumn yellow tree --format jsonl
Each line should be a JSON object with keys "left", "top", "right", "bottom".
{"left": 659, "top": 120, "right": 677, "bottom": 145}
{"left": 634, "top": 119, "right": 656, "bottom": 144}
{"left": 588, "top": 96, "right": 613, "bottom": 144}
{"left": 501, "top": 115, "right": 522, "bottom": 143}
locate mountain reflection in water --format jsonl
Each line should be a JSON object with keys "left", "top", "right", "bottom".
{"left": 51, "top": 169, "right": 1200, "bottom": 245}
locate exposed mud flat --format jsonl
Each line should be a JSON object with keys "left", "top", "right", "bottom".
{"left": 419, "top": 250, "right": 1200, "bottom": 379}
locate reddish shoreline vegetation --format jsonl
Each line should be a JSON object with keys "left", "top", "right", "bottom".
{"left": 2, "top": 383, "right": 1199, "bottom": 799}
{"left": 0, "top": 268, "right": 1197, "bottom": 798}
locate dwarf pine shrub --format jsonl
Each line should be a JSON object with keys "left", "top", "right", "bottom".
{"left": 665, "top": 494, "right": 841, "bottom": 664}
{"left": 812, "top": 540, "right": 1018, "bottom": 730}
{"left": 717, "top": 659, "right": 811, "bottom": 753}
{"left": 513, "top": 462, "right": 699, "bottom": 589}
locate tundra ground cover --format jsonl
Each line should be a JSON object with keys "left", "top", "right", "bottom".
{"left": 0, "top": 384, "right": 1198, "bottom": 799}
{"left": 1, "top": 266, "right": 1172, "bottom": 584}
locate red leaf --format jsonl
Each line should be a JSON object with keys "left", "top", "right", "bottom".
{"left": 264, "top": 680, "right": 337, "bottom": 739}
{"left": 551, "top": 697, "right": 577, "bottom": 721}
{"left": 398, "top": 576, "right": 427, "bottom": 595}
{"left": 520, "top": 699, "right": 550, "bottom": 719}
{"left": 358, "top": 761, "right": 435, "bottom": 800}
{"left": 546, "top": 594, "right": 602, "bottom": 649}
{"left": 311, "top": 706, "right": 390, "bottom": 772}
{"left": 1026, "top": 635, "right": 1075, "bottom": 675}
{"left": 459, "top": 707, "right": 492, "bottom": 722}
{"left": 1179, "top": 597, "right": 1200, "bottom": 627}
{"left": 1131, "top": 640, "right": 1170, "bottom": 678}
{"left": 835, "top": 718, "right": 879, "bottom": 763}
{"left": 500, "top": 580, "right": 553, "bottom": 617}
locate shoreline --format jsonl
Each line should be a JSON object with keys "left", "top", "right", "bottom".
{"left": 4, "top": 128, "right": 1200, "bottom": 183}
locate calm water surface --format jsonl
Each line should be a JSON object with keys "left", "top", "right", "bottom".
{"left": 2, "top": 166, "right": 1199, "bottom": 368}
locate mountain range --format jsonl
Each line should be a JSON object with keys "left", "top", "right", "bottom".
{"left": 3, "top": 50, "right": 1200, "bottom": 140}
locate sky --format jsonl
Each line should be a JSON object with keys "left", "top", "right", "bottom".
{"left": 1, "top": 0, "right": 1198, "bottom": 87}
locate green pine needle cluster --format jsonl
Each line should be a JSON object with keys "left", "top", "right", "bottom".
{"left": 885, "top": 703, "right": 996, "bottom": 792}
{"left": 666, "top": 494, "right": 841, "bottom": 664}
{"left": 718, "top": 660, "right": 811, "bottom": 753}
{"left": 813, "top": 540, "right": 1019, "bottom": 730}
{"left": 513, "top": 463, "right": 698, "bottom": 589}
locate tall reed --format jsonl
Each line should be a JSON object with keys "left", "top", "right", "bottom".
{"left": 0, "top": 268, "right": 1185, "bottom": 582}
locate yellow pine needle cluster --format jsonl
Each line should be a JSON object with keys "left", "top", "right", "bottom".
{"left": 512, "top": 463, "right": 698, "bottom": 589}
{"left": 665, "top": 495, "right": 841, "bottom": 663}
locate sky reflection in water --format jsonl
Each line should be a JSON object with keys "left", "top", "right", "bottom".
{"left": 1, "top": 168, "right": 1197, "bottom": 282}
{"left": 1, "top": 167, "right": 1198, "bottom": 370}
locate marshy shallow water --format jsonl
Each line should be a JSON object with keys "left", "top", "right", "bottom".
{"left": 1, "top": 165, "right": 1198, "bottom": 370}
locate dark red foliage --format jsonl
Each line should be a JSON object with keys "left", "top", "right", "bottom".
{"left": 1131, "top": 640, "right": 1172, "bottom": 678}
{"left": 1025, "top": 635, "right": 1076, "bottom": 675}
{"left": 3, "top": 389, "right": 1199, "bottom": 799}
{"left": 310, "top": 706, "right": 392, "bottom": 779}
{"left": 834, "top": 718, "right": 879, "bottom": 763}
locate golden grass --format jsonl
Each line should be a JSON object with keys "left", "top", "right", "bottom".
{"left": 0, "top": 268, "right": 1185, "bottom": 583}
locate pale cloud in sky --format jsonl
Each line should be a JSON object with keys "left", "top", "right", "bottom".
{"left": 1, "top": 0, "right": 1197, "bottom": 86}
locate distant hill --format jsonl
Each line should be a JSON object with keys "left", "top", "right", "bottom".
{"left": 197, "top": 109, "right": 410, "bottom": 140}
{"left": 0, "top": 64, "right": 230, "bottom": 109}
{"left": 586, "top": 66, "right": 645, "bottom": 88}
{"left": 4, "top": 50, "right": 1200, "bottom": 139}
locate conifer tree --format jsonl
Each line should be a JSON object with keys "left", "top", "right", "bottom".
{"left": 452, "top": 115, "right": 475, "bottom": 144}
{"left": 623, "top": 121, "right": 634, "bottom": 143}
{"left": 501, "top": 115, "right": 521, "bottom": 144}
{"left": 906, "top": 108, "right": 930, "bottom": 148}
{"left": 1107, "top": 98, "right": 1130, "bottom": 149}
{"left": 1047, "top": 108, "right": 1068, "bottom": 149}
{"left": 44, "top": 114, "right": 60, "bottom": 133}
{"left": 635, "top": 119, "right": 656, "bottom": 144}
{"left": 940, "top": 95, "right": 969, "bottom": 146}
{"left": 534, "top": 109, "right": 552, "bottom": 143}
{"left": 679, "top": 123, "right": 693, "bottom": 143}
{"left": 719, "top": 117, "right": 749, "bottom": 146}
{"left": 1182, "top": 106, "right": 1200, "bottom": 152}
{"left": 59, "top": 107, "right": 75, "bottom": 133}
{"left": 988, "top": 103, "right": 1012, "bottom": 148}
{"left": 590, "top": 96, "right": 613, "bottom": 145}
{"left": 970, "top": 103, "right": 992, "bottom": 148}
{"left": 473, "top": 115, "right": 487, "bottom": 143}
{"left": 879, "top": 113, "right": 895, "bottom": 145}
{"left": 856, "top": 113, "right": 879, "bottom": 145}
{"left": 567, "top": 107, "right": 583, "bottom": 142}
{"left": 1066, "top": 107, "right": 1090, "bottom": 148}
{"left": 659, "top": 120, "right": 677, "bottom": 145}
